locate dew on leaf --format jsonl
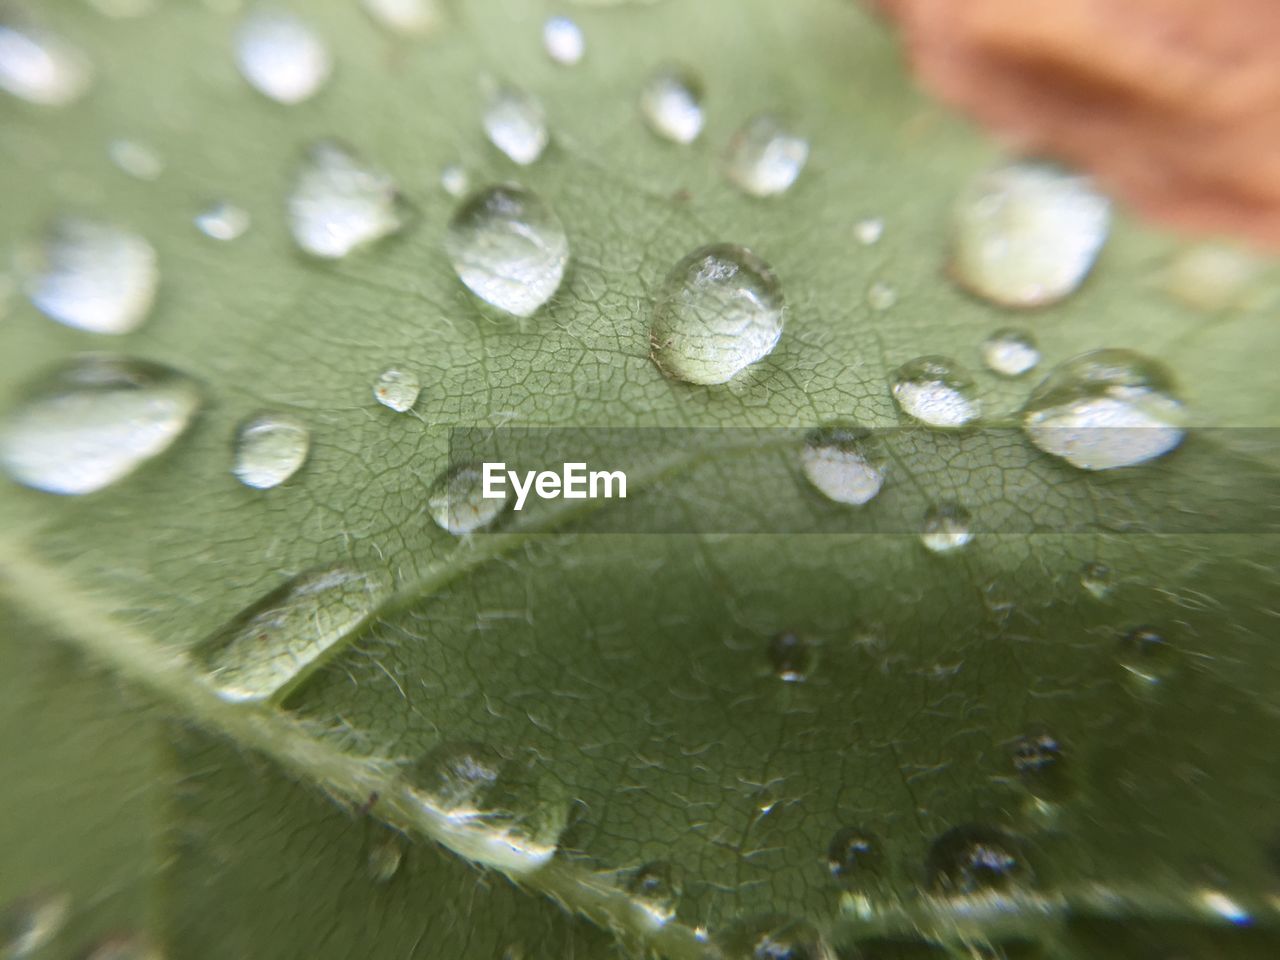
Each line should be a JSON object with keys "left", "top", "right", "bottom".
{"left": 1012, "top": 729, "right": 1069, "bottom": 799}
{"left": 232, "top": 412, "right": 310, "bottom": 489}
{"left": 373, "top": 368, "right": 420, "bottom": 412}
{"left": 1, "top": 890, "right": 70, "bottom": 957}
{"left": 866, "top": 280, "right": 897, "bottom": 311}
{"left": 287, "top": 140, "right": 406, "bottom": 259}
{"left": 767, "top": 632, "right": 811, "bottom": 682}
{"left": 827, "top": 826, "right": 884, "bottom": 885}
{"left": 1021, "top": 349, "right": 1185, "bottom": 471}
{"left": 1164, "top": 243, "right": 1263, "bottom": 312}
{"left": 194, "top": 566, "right": 378, "bottom": 703}
{"left": 951, "top": 161, "right": 1110, "bottom": 308}
{"left": 483, "top": 84, "right": 549, "bottom": 165}
{"left": 195, "top": 201, "right": 251, "bottom": 241}
{"left": 108, "top": 138, "right": 164, "bottom": 181}
{"left": 360, "top": 0, "right": 440, "bottom": 36}
{"left": 367, "top": 834, "right": 405, "bottom": 884}
{"left": 724, "top": 115, "right": 809, "bottom": 198}
{"left": 622, "top": 860, "right": 682, "bottom": 927}
{"left": 890, "top": 356, "right": 980, "bottom": 428}
{"left": 920, "top": 502, "right": 973, "bottom": 554}
{"left": 1117, "top": 625, "right": 1175, "bottom": 687}
{"left": 650, "top": 243, "right": 785, "bottom": 385}
{"left": 925, "top": 824, "right": 1029, "bottom": 896}
{"left": 0, "top": 356, "right": 199, "bottom": 496}
{"left": 428, "top": 463, "right": 508, "bottom": 534}
{"left": 444, "top": 184, "right": 568, "bottom": 317}
{"left": 19, "top": 217, "right": 158, "bottom": 335}
{"left": 234, "top": 8, "right": 331, "bottom": 105}
{"left": 799, "top": 426, "right": 884, "bottom": 506}
{"left": 440, "top": 163, "right": 469, "bottom": 197}
{"left": 718, "top": 914, "right": 829, "bottom": 960}
{"left": 639, "top": 66, "right": 704, "bottom": 145}
{"left": 1080, "top": 561, "right": 1112, "bottom": 600}
{"left": 855, "top": 217, "right": 884, "bottom": 245}
{"left": 543, "top": 16, "right": 584, "bottom": 65}
{"left": 0, "top": 23, "right": 92, "bottom": 107}
{"left": 981, "top": 328, "right": 1039, "bottom": 378}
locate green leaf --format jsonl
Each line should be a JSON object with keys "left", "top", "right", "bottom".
{"left": 1, "top": 0, "right": 1277, "bottom": 958}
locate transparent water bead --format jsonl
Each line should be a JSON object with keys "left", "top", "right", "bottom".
{"left": 232, "top": 412, "right": 309, "bottom": 489}
{"left": 767, "top": 632, "right": 811, "bottom": 682}
{"left": 1080, "top": 561, "right": 1112, "bottom": 599}
{"left": 287, "top": 140, "right": 406, "bottom": 259}
{"left": 407, "top": 741, "right": 568, "bottom": 874}
{"left": 724, "top": 114, "right": 809, "bottom": 198}
{"left": 926, "top": 824, "right": 1030, "bottom": 896}
{"left": 440, "top": 163, "right": 469, "bottom": 197}
{"left": 1, "top": 891, "right": 70, "bottom": 957}
{"left": 234, "top": 8, "right": 331, "bottom": 105}
{"left": 1117, "top": 625, "right": 1175, "bottom": 688}
{"left": 108, "top": 138, "right": 164, "bottom": 181}
{"left": 866, "top": 280, "right": 896, "bottom": 311}
{"left": 0, "top": 356, "right": 200, "bottom": 496}
{"left": 981, "top": 328, "right": 1040, "bottom": 377}
{"left": 483, "top": 84, "right": 548, "bottom": 165}
{"left": 623, "top": 861, "right": 681, "bottom": 927}
{"left": 639, "top": 67, "right": 703, "bottom": 144}
{"left": 826, "top": 826, "right": 884, "bottom": 886}
{"left": 1164, "top": 243, "right": 1263, "bottom": 312}
{"left": 920, "top": 502, "right": 973, "bottom": 554}
{"left": 195, "top": 567, "right": 378, "bottom": 703}
{"left": 444, "top": 184, "right": 568, "bottom": 317}
{"left": 361, "top": 0, "right": 440, "bottom": 36}
{"left": 195, "top": 201, "right": 251, "bottom": 241}
{"left": 20, "top": 218, "right": 158, "bottom": 335}
{"left": 799, "top": 426, "right": 883, "bottom": 506}
{"left": 373, "top": 368, "right": 420, "bottom": 412}
{"left": 890, "top": 356, "right": 980, "bottom": 428}
{"left": 854, "top": 218, "right": 884, "bottom": 245}
{"left": 952, "top": 161, "right": 1110, "bottom": 308}
{"left": 367, "top": 835, "right": 405, "bottom": 884}
{"left": 0, "top": 24, "right": 93, "bottom": 106}
{"left": 650, "top": 243, "right": 785, "bottom": 385}
{"left": 428, "top": 463, "right": 508, "bottom": 534}
{"left": 718, "top": 914, "right": 830, "bottom": 960}
{"left": 543, "top": 16, "right": 584, "bottom": 65}
{"left": 1021, "top": 349, "right": 1185, "bottom": 470}
{"left": 1012, "top": 728, "right": 1069, "bottom": 799}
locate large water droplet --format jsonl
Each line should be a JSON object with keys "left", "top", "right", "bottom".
{"left": 0, "top": 24, "right": 92, "bottom": 106}
{"left": 951, "top": 161, "right": 1110, "bottom": 308}
{"left": 890, "top": 357, "right": 980, "bottom": 428}
{"left": 234, "top": 8, "right": 331, "bottom": 105}
{"left": 1079, "top": 561, "right": 1112, "bottom": 600}
{"left": 0, "top": 356, "right": 199, "bottom": 496}
{"left": 719, "top": 915, "right": 829, "bottom": 960}
{"left": 623, "top": 861, "right": 681, "bottom": 927}
{"left": 373, "top": 368, "right": 420, "bottom": 412}
{"left": 639, "top": 67, "right": 703, "bottom": 145}
{"left": 827, "top": 826, "right": 884, "bottom": 886}
{"left": 920, "top": 502, "right": 973, "bottom": 554}
{"left": 767, "top": 632, "right": 811, "bottom": 683}
{"left": 361, "top": 0, "right": 440, "bottom": 36}
{"left": 195, "top": 566, "right": 378, "bottom": 703}
{"left": 232, "top": 412, "right": 310, "bottom": 489}
{"left": 1021, "top": 349, "right": 1185, "bottom": 470}
{"left": 407, "top": 741, "right": 568, "bottom": 874}
{"left": 444, "top": 184, "right": 568, "bottom": 317}
{"left": 195, "top": 201, "right": 251, "bottom": 241}
{"left": 428, "top": 463, "right": 508, "bottom": 534}
{"left": 287, "top": 140, "right": 406, "bottom": 259}
{"left": 650, "top": 244, "right": 785, "bottom": 385}
{"left": 1117, "top": 625, "right": 1174, "bottom": 688}
{"left": 724, "top": 115, "right": 809, "bottom": 198}
{"left": 981, "top": 328, "right": 1039, "bottom": 378}
{"left": 483, "top": 84, "right": 548, "bottom": 165}
{"left": 925, "top": 825, "right": 1029, "bottom": 896}
{"left": 108, "top": 138, "right": 164, "bottom": 181}
{"left": 543, "top": 16, "right": 584, "bottom": 65}
{"left": 800, "top": 426, "right": 884, "bottom": 506}
{"left": 1, "top": 891, "right": 70, "bottom": 957}
{"left": 19, "top": 218, "right": 158, "bottom": 335}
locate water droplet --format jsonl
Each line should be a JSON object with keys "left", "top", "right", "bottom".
{"left": 1012, "top": 728, "right": 1068, "bottom": 799}
{"left": 232, "top": 412, "right": 309, "bottom": 489}
{"left": 981, "top": 328, "right": 1039, "bottom": 378}
{"left": 650, "top": 244, "right": 785, "bottom": 385}
{"left": 367, "top": 834, "right": 405, "bottom": 884}
{"left": 1021, "top": 349, "right": 1185, "bottom": 471}
{"left": 444, "top": 184, "right": 568, "bottom": 317}
{"left": 1079, "top": 561, "right": 1112, "bottom": 600}
{"left": 855, "top": 218, "right": 884, "bottom": 246}
{"left": 951, "top": 161, "right": 1110, "bottom": 308}
{"left": 866, "top": 280, "right": 897, "bottom": 311}
{"left": 1164, "top": 243, "right": 1262, "bottom": 312}
{"left": 718, "top": 914, "right": 828, "bottom": 960}
{"left": 890, "top": 357, "right": 980, "bottom": 428}
{"left": 0, "top": 356, "right": 199, "bottom": 496}
{"left": 80, "top": 935, "right": 163, "bottom": 960}
{"left": 195, "top": 566, "right": 378, "bottom": 703}
{"left": 639, "top": 67, "right": 703, "bottom": 144}
{"left": 623, "top": 861, "right": 681, "bottom": 927}
{"left": 767, "top": 632, "right": 811, "bottom": 682}
{"left": 440, "top": 163, "right": 469, "bottom": 198}
{"left": 1, "top": 891, "right": 70, "bottom": 957}
{"left": 0, "top": 23, "right": 92, "bottom": 106}
{"left": 287, "top": 140, "right": 406, "bottom": 259}
{"left": 19, "top": 217, "right": 158, "bottom": 334}
{"left": 234, "top": 8, "right": 331, "bottom": 105}
{"left": 724, "top": 115, "right": 809, "bottom": 198}
{"left": 827, "top": 826, "right": 883, "bottom": 885}
{"left": 195, "top": 201, "right": 251, "bottom": 241}
{"left": 543, "top": 16, "right": 584, "bottom": 65}
{"left": 373, "top": 368, "right": 420, "bottom": 412}
{"left": 1196, "top": 888, "right": 1252, "bottom": 926}
{"left": 428, "top": 463, "right": 508, "bottom": 534}
{"left": 407, "top": 740, "right": 567, "bottom": 874}
{"left": 925, "top": 824, "right": 1029, "bottom": 896}
{"left": 1117, "top": 625, "right": 1174, "bottom": 687}
{"left": 361, "top": 0, "right": 440, "bottom": 36}
{"left": 920, "top": 502, "right": 973, "bottom": 554}
{"left": 799, "top": 426, "right": 884, "bottom": 506}
{"left": 483, "top": 84, "right": 548, "bottom": 165}
{"left": 108, "top": 138, "right": 164, "bottom": 180}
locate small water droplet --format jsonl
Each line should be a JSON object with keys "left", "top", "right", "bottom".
{"left": 1196, "top": 888, "right": 1252, "bottom": 926}
{"left": 1117, "top": 625, "right": 1174, "bottom": 687}
{"left": 1021, "top": 349, "right": 1185, "bottom": 471}
{"left": 195, "top": 566, "right": 379, "bottom": 702}
{"left": 890, "top": 356, "right": 981, "bottom": 428}
{"left": 920, "top": 502, "right": 973, "bottom": 554}
{"left": 1012, "top": 728, "right": 1068, "bottom": 799}
{"left": 445, "top": 184, "right": 568, "bottom": 317}
{"left": 866, "top": 280, "right": 897, "bottom": 311}
{"left": 232, "top": 412, "right": 309, "bottom": 489}
{"left": 0, "top": 23, "right": 92, "bottom": 106}
{"left": 19, "top": 217, "right": 157, "bottom": 335}
{"left": 195, "top": 200, "right": 251, "bottom": 241}
{"left": 1079, "top": 561, "right": 1112, "bottom": 600}
{"left": 951, "top": 161, "right": 1110, "bottom": 308}
{"left": 440, "top": 163, "right": 469, "bottom": 197}
{"left": 1164, "top": 243, "right": 1263, "bottom": 312}
{"left": 428, "top": 463, "right": 508, "bottom": 534}
{"left": 287, "top": 140, "right": 406, "bottom": 259}
{"left": 623, "top": 861, "right": 681, "bottom": 927}
{"left": 767, "top": 632, "right": 811, "bottom": 682}
{"left": 543, "top": 16, "right": 584, "bottom": 65}
{"left": 373, "top": 368, "right": 420, "bottom": 412}
{"left": 650, "top": 243, "right": 785, "bottom": 385}
{"left": 827, "top": 826, "right": 883, "bottom": 885}
{"left": 639, "top": 66, "right": 703, "bottom": 145}
{"left": 80, "top": 935, "right": 163, "bottom": 960}
{"left": 108, "top": 138, "right": 164, "bottom": 181}
{"left": 483, "top": 84, "right": 548, "bottom": 165}
{"left": 361, "top": 0, "right": 440, "bottom": 36}
{"left": 719, "top": 914, "right": 828, "bottom": 960}
{"left": 407, "top": 740, "right": 567, "bottom": 874}
{"left": 926, "top": 824, "right": 1029, "bottom": 896}
{"left": 234, "top": 8, "right": 331, "bottom": 105}
{"left": 981, "top": 328, "right": 1039, "bottom": 378}
{"left": 0, "top": 356, "right": 199, "bottom": 495}
{"left": 367, "top": 834, "right": 405, "bottom": 884}
{"left": 724, "top": 115, "right": 809, "bottom": 198}
{"left": 1, "top": 891, "right": 70, "bottom": 957}
{"left": 854, "top": 218, "right": 884, "bottom": 245}
{"left": 799, "top": 426, "right": 884, "bottom": 506}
